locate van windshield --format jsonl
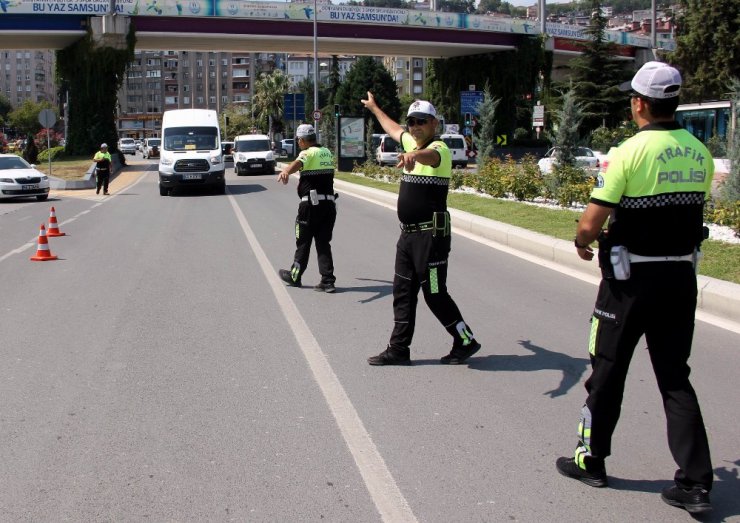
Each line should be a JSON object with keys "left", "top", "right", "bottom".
{"left": 235, "top": 139, "right": 271, "bottom": 152}
{"left": 163, "top": 127, "right": 218, "bottom": 151}
{"left": 148, "top": 139, "right": 161, "bottom": 146}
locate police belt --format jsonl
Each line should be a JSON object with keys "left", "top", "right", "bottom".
{"left": 399, "top": 220, "right": 434, "bottom": 233}
{"left": 628, "top": 253, "right": 694, "bottom": 263}
{"left": 300, "top": 194, "right": 335, "bottom": 202}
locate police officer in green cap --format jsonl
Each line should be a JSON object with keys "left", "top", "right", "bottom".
{"left": 277, "top": 124, "right": 337, "bottom": 292}
{"left": 555, "top": 61, "right": 714, "bottom": 515}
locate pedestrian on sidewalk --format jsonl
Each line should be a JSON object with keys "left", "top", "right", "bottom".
{"left": 555, "top": 61, "right": 714, "bottom": 515}
{"left": 93, "top": 143, "right": 112, "bottom": 195}
{"left": 276, "top": 124, "right": 338, "bottom": 293}
{"left": 361, "top": 92, "right": 480, "bottom": 366}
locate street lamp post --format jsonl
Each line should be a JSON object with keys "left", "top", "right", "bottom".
{"left": 313, "top": 0, "right": 320, "bottom": 141}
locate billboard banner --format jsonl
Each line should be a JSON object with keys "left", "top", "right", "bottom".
{"left": 0, "top": 0, "right": 111, "bottom": 14}
{"left": 115, "top": 0, "right": 215, "bottom": 17}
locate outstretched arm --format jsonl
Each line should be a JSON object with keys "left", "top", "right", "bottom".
{"left": 360, "top": 91, "right": 404, "bottom": 143}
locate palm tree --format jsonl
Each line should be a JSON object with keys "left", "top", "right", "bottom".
{"left": 253, "top": 70, "right": 291, "bottom": 145}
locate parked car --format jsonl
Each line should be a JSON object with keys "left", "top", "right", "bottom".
{"left": 233, "top": 134, "right": 274, "bottom": 175}
{"left": 118, "top": 138, "right": 137, "bottom": 155}
{"left": 280, "top": 138, "right": 294, "bottom": 156}
{"left": 537, "top": 147, "right": 600, "bottom": 174}
{"left": 440, "top": 133, "right": 468, "bottom": 168}
{"left": 0, "top": 154, "right": 51, "bottom": 201}
{"left": 141, "top": 138, "right": 161, "bottom": 159}
{"left": 221, "top": 141, "right": 234, "bottom": 163}
{"left": 375, "top": 134, "right": 399, "bottom": 166}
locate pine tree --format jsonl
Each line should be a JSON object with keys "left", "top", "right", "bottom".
{"left": 474, "top": 86, "right": 500, "bottom": 171}
{"left": 551, "top": 86, "right": 584, "bottom": 167}
{"left": 565, "top": 0, "right": 629, "bottom": 135}
{"left": 669, "top": 0, "right": 740, "bottom": 102}
{"left": 720, "top": 79, "right": 740, "bottom": 203}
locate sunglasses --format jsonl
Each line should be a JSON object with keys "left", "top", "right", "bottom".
{"left": 405, "top": 117, "right": 428, "bottom": 127}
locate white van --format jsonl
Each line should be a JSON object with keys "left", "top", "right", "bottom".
{"left": 233, "top": 134, "right": 275, "bottom": 175}
{"left": 158, "top": 109, "right": 225, "bottom": 196}
{"left": 440, "top": 133, "right": 468, "bottom": 168}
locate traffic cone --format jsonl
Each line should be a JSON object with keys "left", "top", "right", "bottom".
{"left": 47, "top": 206, "right": 66, "bottom": 237}
{"left": 30, "top": 224, "right": 58, "bottom": 261}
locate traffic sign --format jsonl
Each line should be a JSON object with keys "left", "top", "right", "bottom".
{"left": 532, "top": 103, "right": 545, "bottom": 128}
{"left": 460, "top": 91, "right": 484, "bottom": 115}
{"left": 283, "top": 93, "right": 305, "bottom": 121}
{"left": 38, "top": 109, "right": 56, "bottom": 128}
{"left": 312, "top": 110, "right": 321, "bottom": 121}
{"left": 496, "top": 135, "right": 508, "bottom": 146}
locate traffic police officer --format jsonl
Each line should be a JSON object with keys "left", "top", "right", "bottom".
{"left": 555, "top": 62, "right": 714, "bottom": 515}
{"left": 361, "top": 92, "right": 480, "bottom": 366}
{"left": 277, "top": 124, "right": 337, "bottom": 292}
{"left": 93, "top": 143, "right": 112, "bottom": 195}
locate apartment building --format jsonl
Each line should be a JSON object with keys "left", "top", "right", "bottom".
{"left": 284, "top": 54, "right": 355, "bottom": 88}
{"left": 0, "top": 50, "right": 57, "bottom": 108}
{"left": 117, "top": 50, "right": 282, "bottom": 139}
{"left": 384, "top": 56, "right": 426, "bottom": 98}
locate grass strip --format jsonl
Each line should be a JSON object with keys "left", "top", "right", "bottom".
{"left": 335, "top": 172, "right": 740, "bottom": 284}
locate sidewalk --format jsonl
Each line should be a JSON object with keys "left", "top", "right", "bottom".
{"left": 333, "top": 178, "right": 740, "bottom": 326}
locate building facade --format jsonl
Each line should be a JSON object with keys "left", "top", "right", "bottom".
{"left": 0, "top": 50, "right": 57, "bottom": 108}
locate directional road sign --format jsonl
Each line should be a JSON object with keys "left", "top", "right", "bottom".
{"left": 460, "top": 91, "right": 484, "bottom": 115}
{"left": 284, "top": 93, "right": 305, "bottom": 121}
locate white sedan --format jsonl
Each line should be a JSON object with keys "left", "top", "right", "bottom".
{"left": 537, "top": 147, "right": 600, "bottom": 174}
{"left": 0, "top": 154, "right": 50, "bottom": 201}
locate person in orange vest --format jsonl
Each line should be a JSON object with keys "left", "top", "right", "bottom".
{"left": 93, "top": 143, "right": 112, "bottom": 195}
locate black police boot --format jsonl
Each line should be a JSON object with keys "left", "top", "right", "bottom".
{"left": 555, "top": 456, "right": 608, "bottom": 488}
{"left": 440, "top": 339, "right": 481, "bottom": 365}
{"left": 314, "top": 281, "right": 336, "bottom": 293}
{"left": 661, "top": 485, "right": 711, "bottom": 514}
{"left": 279, "top": 268, "right": 301, "bottom": 287}
{"left": 367, "top": 345, "right": 411, "bottom": 366}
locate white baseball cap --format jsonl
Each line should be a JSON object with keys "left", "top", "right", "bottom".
{"left": 100, "top": 143, "right": 108, "bottom": 148}
{"left": 619, "top": 61, "right": 681, "bottom": 99}
{"left": 296, "top": 124, "right": 316, "bottom": 138}
{"left": 407, "top": 100, "right": 437, "bottom": 119}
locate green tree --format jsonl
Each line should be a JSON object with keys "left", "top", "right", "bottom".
{"left": 550, "top": 86, "right": 584, "bottom": 166}
{"left": 565, "top": 0, "right": 629, "bottom": 135}
{"left": 720, "top": 79, "right": 740, "bottom": 203}
{"left": 8, "top": 100, "right": 54, "bottom": 135}
{"left": 222, "top": 102, "right": 261, "bottom": 139}
{"left": 335, "top": 57, "right": 401, "bottom": 133}
{"left": 437, "top": 0, "right": 475, "bottom": 13}
{"left": 0, "top": 94, "right": 11, "bottom": 127}
{"left": 56, "top": 28, "right": 135, "bottom": 155}
{"left": 253, "top": 70, "right": 291, "bottom": 143}
{"left": 669, "top": 0, "right": 740, "bottom": 102}
{"left": 474, "top": 86, "right": 500, "bottom": 170}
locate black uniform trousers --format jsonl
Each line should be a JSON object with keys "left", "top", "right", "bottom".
{"left": 389, "top": 230, "right": 465, "bottom": 350}
{"left": 96, "top": 169, "right": 110, "bottom": 193}
{"left": 580, "top": 261, "right": 712, "bottom": 490}
{"left": 292, "top": 200, "right": 336, "bottom": 284}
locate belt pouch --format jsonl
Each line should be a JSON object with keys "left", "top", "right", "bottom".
{"left": 309, "top": 189, "right": 319, "bottom": 205}
{"left": 432, "top": 211, "right": 450, "bottom": 238}
{"left": 610, "top": 246, "right": 630, "bottom": 280}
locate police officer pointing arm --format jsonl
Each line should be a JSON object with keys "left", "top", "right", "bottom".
{"left": 556, "top": 62, "right": 714, "bottom": 515}
{"left": 360, "top": 92, "right": 481, "bottom": 366}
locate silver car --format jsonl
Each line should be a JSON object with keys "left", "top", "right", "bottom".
{"left": 118, "top": 138, "right": 137, "bottom": 155}
{"left": 0, "top": 154, "right": 51, "bottom": 201}
{"left": 537, "top": 147, "right": 600, "bottom": 174}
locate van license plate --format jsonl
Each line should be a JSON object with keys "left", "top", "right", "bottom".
{"left": 252, "top": 163, "right": 262, "bottom": 168}
{"left": 22, "top": 184, "right": 39, "bottom": 190}
{"left": 183, "top": 174, "right": 202, "bottom": 180}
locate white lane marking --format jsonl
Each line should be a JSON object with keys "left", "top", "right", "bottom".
{"left": 227, "top": 193, "right": 417, "bottom": 523}
{"left": 0, "top": 172, "right": 150, "bottom": 264}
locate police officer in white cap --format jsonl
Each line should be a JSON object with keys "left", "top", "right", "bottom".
{"left": 361, "top": 92, "right": 481, "bottom": 366}
{"left": 93, "top": 143, "right": 113, "bottom": 195}
{"left": 555, "top": 61, "right": 714, "bottom": 515}
{"left": 277, "top": 124, "right": 337, "bottom": 292}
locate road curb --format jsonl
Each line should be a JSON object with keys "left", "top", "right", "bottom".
{"left": 334, "top": 178, "right": 740, "bottom": 324}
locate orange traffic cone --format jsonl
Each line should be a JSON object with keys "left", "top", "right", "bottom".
{"left": 30, "top": 224, "right": 58, "bottom": 261}
{"left": 47, "top": 206, "right": 66, "bottom": 237}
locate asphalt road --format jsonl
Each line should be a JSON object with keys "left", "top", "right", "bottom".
{"left": 1, "top": 157, "right": 739, "bottom": 522}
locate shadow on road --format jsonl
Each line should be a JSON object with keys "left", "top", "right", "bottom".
{"left": 343, "top": 277, "right": 393, "bottom": 304}
{"left": 226, "top": 184, "right": 268, "bottom": 195}
{"left": 465, "top": 339, "right": 589, "bottom": 397}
